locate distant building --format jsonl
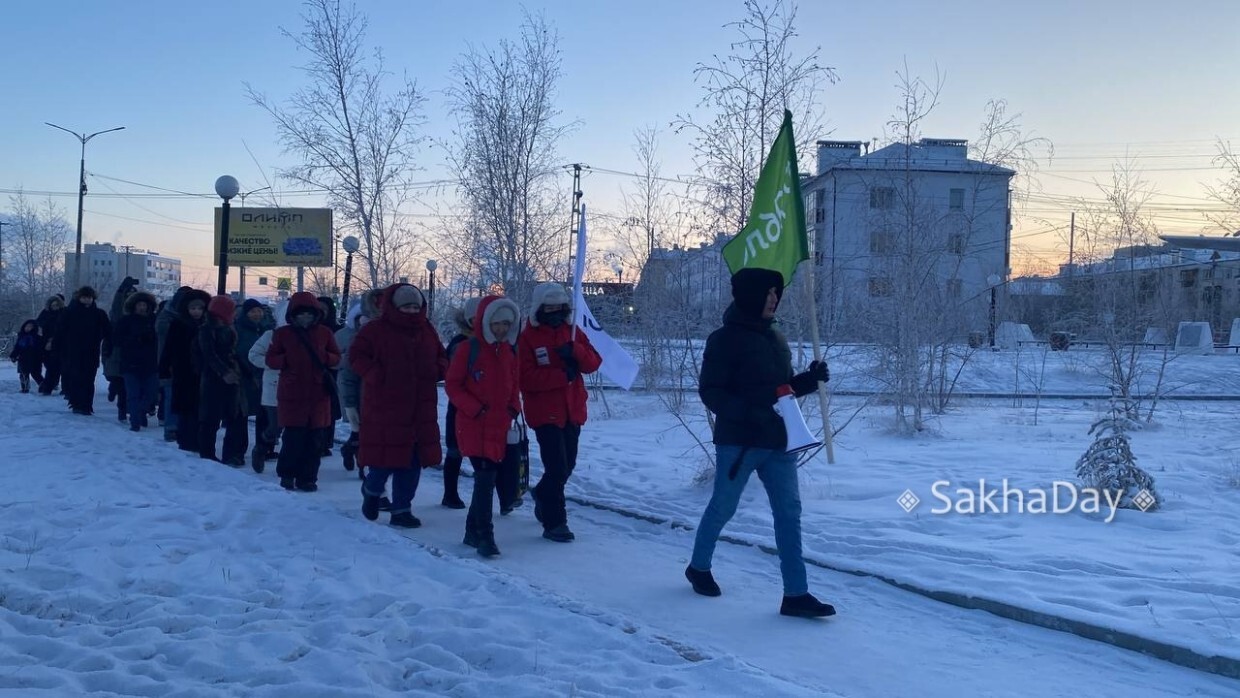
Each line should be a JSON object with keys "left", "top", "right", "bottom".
{"left": 65, "top": 243, "right": 182, "bottom": 300}
{"left": 635, "top": 235, "right": 732, "bottom": 333}
{"left": 801, "top": 138, "right": 1015, "bottom": 338}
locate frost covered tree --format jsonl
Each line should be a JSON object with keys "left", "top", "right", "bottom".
{"left": 1075, "top": 396, "right": 1161, "bottom": 511}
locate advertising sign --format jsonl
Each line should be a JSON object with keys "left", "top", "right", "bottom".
{"left": 213, "top": 207, "right": 333, "bottom": 267}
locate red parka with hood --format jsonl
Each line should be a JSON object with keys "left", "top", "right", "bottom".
{"left": 445, "top": 296, "right": 522, "bottom": 464}
{"left": 517, "top": 319, "right": 602, "bottom": 429}
{"left": 349, "top": 284, "right": 447, "bottom": 469}
{"left": 265, "top": 292, "right": 341, "bottom": 428}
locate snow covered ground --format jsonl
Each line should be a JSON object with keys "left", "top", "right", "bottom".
{"left": 1, "top": 362, "right": 1238, "bottom": 696}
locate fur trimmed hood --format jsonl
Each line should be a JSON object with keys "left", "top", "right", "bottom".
{"left": 452, "top": 297, "right": 482, "bottom": 335}
{"left": 476, "top": 296, "right": 520, "bottom": 345}
{"left": 123, "top": 291, "right": 158, "bottom": 315}
{"left": 527, "top": 282, "right": 571, "bottom": 327}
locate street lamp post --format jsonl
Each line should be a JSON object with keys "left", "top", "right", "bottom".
{"left": 215, "top": 175, "right": 240, "bottom": 296}
{"left": 340, "top": 236, "right": 360, "bottom": 314}
{"left": 45, "top": 122, "right": 125, "bottom": 288}
{"left": 425, "top": 259, "right": 438, "bottom": 321}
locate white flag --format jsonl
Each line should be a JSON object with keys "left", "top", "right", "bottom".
{"left": 572, "top": 204, "right": 640, "bottom": 390}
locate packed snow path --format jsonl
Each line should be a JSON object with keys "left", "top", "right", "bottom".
{"left": 1, "top": 375, "right": 1236, "bottom": 695}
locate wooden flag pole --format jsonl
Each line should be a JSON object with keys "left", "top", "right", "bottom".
{"left": 802, "top": 257, "right": 835, "bottom": 464}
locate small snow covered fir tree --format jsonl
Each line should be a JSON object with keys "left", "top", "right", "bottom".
{"left": 1075, "top": 394, "right": 1161, "bottom": 511}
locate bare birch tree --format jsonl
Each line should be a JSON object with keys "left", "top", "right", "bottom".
{"left": 6, "top": 191, "right": 71, "bottom": 317}
{"left": 444, "top": 11, "right": 570, "bottom": 307}
{"left": 247, "top": 0, "right": 426, "bottom": 288}
{"left": 675, "top": 0, "right": 836, "bottom": 235}
{"left": 1205, "top": 138, "right": 1240, "bottom": 232}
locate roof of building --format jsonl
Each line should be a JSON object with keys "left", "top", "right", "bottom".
{"left": 811, "top": 140, "right": 1016, "bottom": 179}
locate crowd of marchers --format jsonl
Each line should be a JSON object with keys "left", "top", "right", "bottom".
{"left": 9, "top": 270, "right": 836, "bottom": 618}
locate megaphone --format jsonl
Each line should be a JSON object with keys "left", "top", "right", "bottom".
{"left": 775, "top": 384, "right": 821, "bottom": 455}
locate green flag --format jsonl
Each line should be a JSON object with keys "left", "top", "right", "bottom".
{"left": 722, "top": 109, "right": 809, "bottom": 284}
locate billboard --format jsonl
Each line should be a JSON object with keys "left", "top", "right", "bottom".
{"left": 213, "top": 207, "right": 333, "bottom": 267}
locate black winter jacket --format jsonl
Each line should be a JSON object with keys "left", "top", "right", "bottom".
{"left": 114, "top": 313, "right": 159, "bottom": 375}
{"left": 699, "top": 304, "right": 815, "bottom": 450}
{"left": 54, "top": 300, "right": 110, "bottom": 371}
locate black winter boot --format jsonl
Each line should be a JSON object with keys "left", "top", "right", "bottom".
{"left": 389, "top": 512, "right": 421, "bottom": 529}
{"left": 685, "top": 566, "right": 722, "bottom": 597}
{"left": 476, "top": 535, "right": 500, "bottom": 558}
{"left": 780, "top": 593, "right": 836, "bottom": 618}
{"left": 341, "top": 433, "right": 358, "bottom": 471}
{"left": 361, "top": 485, "right": 381, "bottom": 521}
{"left": 463, "top": 528, "right": 481, "bottom": 548}
{"left": 442, "top": 456, "right": 464, "bottom": 508}
{"left": 542, "top": 524, "right": 574, "bottom": 543}
{"left": 250, "top": 445, "right": 266, "bottom": 474}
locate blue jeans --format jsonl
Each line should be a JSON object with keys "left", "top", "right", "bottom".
{"left": 363, "top": 452, "right": 422, "bottom": 516}
{"left": 123, "top": 372, "right": 159, "bottom": 429}
{"left": 691, "top": 446, "right": 807, "bottom": 596}
{"left": 162, "top": 383, "right": 179, "bottom": 435}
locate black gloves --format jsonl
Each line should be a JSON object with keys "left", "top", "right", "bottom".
{"left": 789, "top": 360, "right": 830, "bottom": 397}
{"left": 557, "top": 343, "right": 580, "bottom": 382}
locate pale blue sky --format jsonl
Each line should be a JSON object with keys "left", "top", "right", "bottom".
{"left": 3, "top": 0, "right": 1238, "bottom": 282}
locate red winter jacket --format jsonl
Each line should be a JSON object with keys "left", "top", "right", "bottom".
{"left": 265, "top": 292, "right": 341, "bottom": 429}
{"left": 349, "top": 284, "right": 447, "bottom": 469}
{"left": 445, "top": 296, "right": 522, "bottom": 463}
{"left": 517, "top": 321, "right": 602, "bottom": 428}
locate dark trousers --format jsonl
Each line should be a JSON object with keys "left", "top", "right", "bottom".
{"left": 532, "top": 424, "right": 581, "bottom": 530}
{"left": 123, "top": 372, "right": 159, "bottom": 429}
{"left": 200, "top": 412, "right": 248, "bottom": 461}
{"left": 176, "top": 407, "right": 200, "bottom": 452}
{"left": 277, "top": 426, "right": 324, "bottom": 486}
{"left": 254, "top": 406, "right": 270, "bottom": 452}
{"left": 363, "top": 451, "right": 422, "bottom": 515}
{"left": 443, "top": 403, "right": 462, "bottom": 498}
{"left": 497, "top": 448, "right": 521, "bottom": 510}
{"left": 40, "top": 353, "right": 60, "bottom": 394}
{"left": 467, "top": 458, "right": 498, "bottom": 537}
{"left": 64, "top": 362, "right": 99, "bottom": 412}
{"left": 108, "top": 376, "right": 128, "bottom": 416}
{"left": 18, "top": 366, "right": 44, "bottom": 392}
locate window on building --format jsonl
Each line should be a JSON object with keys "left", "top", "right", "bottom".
{"left": 1180, "top": 269, "right": 1199, "bottom": 287}
{"left": 870, "top": 230, "right": 895, "bottom": 255}
{"left": 870, "top": 187, "right": 895, "bottom": 210}
{"left": 947, "top": 233, "right": 966, "bottom": 255}
{"left": 949, "top": 188, "right": 965, "bottom": 211}
{"left": 946, "top": 278, "right": 962, "bottom": 299}
{"left": 815, "top": 206, "right": 825, "bottom": 224}
{"left": 868, "top": 277, "right": 893, "bottom": 297}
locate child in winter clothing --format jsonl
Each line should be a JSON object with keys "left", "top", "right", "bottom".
{"left": 445, "top": 296, "right": 522, "bottom": 557}
{"left": 517, "top": 282, "right": 602, "bottom": 542}
{"left": 352, "top": 284, "right": 446, "bottom": 528}
{"left": 9, "top": 320, "right": 44, "bottom": 393}
{"left": 441, "top": 296, "right": 482, "bottom": 509}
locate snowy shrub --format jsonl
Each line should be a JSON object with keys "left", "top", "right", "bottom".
{"left": 1075, "top": 399, "right": 1161, "bottom": 511}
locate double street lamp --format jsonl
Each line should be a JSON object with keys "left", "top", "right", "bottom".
{"left": 45, "top": 122, "right": 125, "bottom": 288}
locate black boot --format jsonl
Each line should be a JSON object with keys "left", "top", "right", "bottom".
{"left": 361, "top": 485, "right": 381, "bottom": 521}
{"left": 542, "top": 524, "right": 575, "bottom": 543}
{"left": 463, "top": 528, "right": 481, "bottom": 548}
{"left": 780, "top": 593, "right": 836, "bottom": 618}
{"left": 476, "top": 534, "right": 500, "bottom": 558}
{"left": 341, "top": 433, "right": 358, "bottom": 471}
{"left": 685, "top": 566, "right": 722, "bottom": 597}
{"left": 389, "top": 512, "right": 421, "bottom": 529}
{"left": 250, "top": 445, "right": 266, "bottom": 474}
{"left": 442, "top": 455, "right": 464, "bottom": 508}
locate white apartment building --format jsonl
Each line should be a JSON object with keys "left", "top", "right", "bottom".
{"left": 66, "top": 242, "right": 182, "bottom": 300}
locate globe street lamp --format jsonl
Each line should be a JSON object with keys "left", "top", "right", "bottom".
{"left": 45, "top": 122, "right": 125, "bottom": 288}
{"left": 340, "top": 235, "right": 360, "bottom": 314}
{"left": 215, "top": 175, "right": 240, "bottom": 295}
{"left": 425, "top": 259, "right": 438, "bottom": 320}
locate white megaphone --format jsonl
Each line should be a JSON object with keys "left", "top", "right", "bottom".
{"left": 775, "top": 385, "right": 821, "bottom": 455}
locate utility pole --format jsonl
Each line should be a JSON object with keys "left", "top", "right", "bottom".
{"left": 119, "top": 244, "right": 136, "bottom": 289}
{"left": 1068, "top": 211, "right": 1075, "bottom": 280}
{"left": 0, "top": 220, "right": 8, "bottom": 299}
{"left": 565, "top": 163, "right": 584, "bottom": 285}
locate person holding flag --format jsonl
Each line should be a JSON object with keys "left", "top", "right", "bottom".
{"left": 518, "top": 282, "right": 602, "bottom": 543}
{"left": 684, "top": 110, "right": 835, "bottom": 619}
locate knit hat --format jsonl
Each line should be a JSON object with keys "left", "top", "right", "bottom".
{"left": 392, "top": 285, "right": 424, "bottom": 310}
{"left": 730, "top": 268, "right": 784, "bottom": 318}
{"left": 75, "top": 285, "right": 98, "bottom": 300}
{"left": 241, "top": 298, "right": 264, "bottom": 314}
{"left": 208, "top": 295, "right": 237, "bottom": 325}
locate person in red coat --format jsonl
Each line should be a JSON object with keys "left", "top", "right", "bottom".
{"left": 352, "top": 283, "right": 447, "bottom": 528}
{"left": 264, "top": 292, "right": 341, "bottom": 492}
{"left": 517, "top": 282, "right": 602, "bottom": 542}
{"left": 445, "top": 295, "right": 521, "bottom": 557}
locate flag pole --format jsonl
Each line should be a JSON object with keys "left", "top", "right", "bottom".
{"left": 803, "top": 256, "right": 835, "bottom": 464}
